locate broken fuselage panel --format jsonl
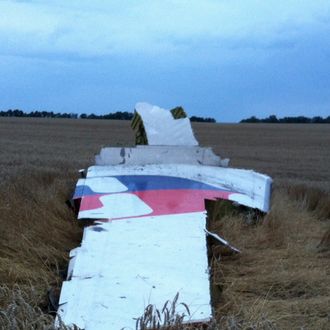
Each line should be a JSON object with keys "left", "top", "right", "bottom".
{"left": 56, "top": 103, "right": 272, "bottom": 330}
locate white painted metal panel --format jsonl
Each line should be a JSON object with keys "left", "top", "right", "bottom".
{"left": 57, "top": 212, "right": 211, "bottom": 330}
{"left": 95, "top": 146, "right": 229, "bottom": 167}
{"left": 86, "top": 164, "right": 272, "bottom": 212}
{"left": 78, "top": 193, "right": 153, "bottom": 219}
{"left": 77, "top": 177, "right": 128, "bottom": 193}
{"left": 135, "top": 102, "right": 198, "bottom": 146}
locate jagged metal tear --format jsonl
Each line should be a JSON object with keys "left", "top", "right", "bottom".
{"left": 95, "top": 146, "right": 229, "bottom": 167}
{"left": 134, "top": 102, "right": 199, "bottom": 146}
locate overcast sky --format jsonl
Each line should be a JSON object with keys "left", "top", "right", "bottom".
{"left": 1, "top": 0, "right": 330, "bottom": 122}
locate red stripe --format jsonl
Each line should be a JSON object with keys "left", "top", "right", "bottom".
{"left": 80, "top": 189, "right": 232, "bottom": 219}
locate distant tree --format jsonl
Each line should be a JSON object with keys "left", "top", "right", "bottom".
{"left": 190, "top": 116, "right": 216, "bottom": 123}
{"left": 12, "top": 109, "right": 24, "bottom": 117}
{"left": 240, "top": 116, "right": 260, "bottom": 123}
{"left": 297, "top": 116, "right": 309, "bottom": 123}
{"left": 312, "top": 116, "right": 323, "bottom": 123}
{"left": 103, "top": 111, "right": 134, "bottom": 120}
{"left": 30, "top": 111, "right": 41, "bottom": 118}
{"left": 241, "top": 115, "right": 329, "bottom": 124}
{"left": 264, "top": 115, "right": 278, "bottom": 123}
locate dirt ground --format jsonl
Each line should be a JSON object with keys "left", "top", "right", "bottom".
{"left": 0, "top": 118, "right": 329, "bottom": 329}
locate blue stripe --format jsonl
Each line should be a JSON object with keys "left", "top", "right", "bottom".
{"left": 115, "top": 175, "right": 227, "bottom": 192}
{"left": 73, "top": 185, "right": 86, "bottom": 198}
{"left": 73, "top": 185, "right": 95, "bottom": 198}
{"left": 73, "top": 175, "right": 230, "bottom": 197}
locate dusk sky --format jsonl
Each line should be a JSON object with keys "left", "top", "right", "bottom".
{"left": 1, "top": 0, "right": 330, "bottom": 122}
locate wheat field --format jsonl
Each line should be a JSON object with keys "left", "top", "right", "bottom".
{"left": 0, "top": 118, "right": 329, "bottom": 329}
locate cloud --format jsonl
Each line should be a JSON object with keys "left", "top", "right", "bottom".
{"left": 1, "top": 0, "right": 329, "bottom": 59}
{"left": 1, "top": 1, "right": 330, "bottom": 121}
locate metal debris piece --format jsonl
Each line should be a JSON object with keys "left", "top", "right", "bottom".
{"left": 74, "top": 164, "right": 272, "bottom": 218}
{"left": 56, "top": 102, "right": 272, "bottom": 330}
{"left": 132, "top": 102, "right": 198, "bottom": 146}
{"left": 204, "top": 229, "right": 241, "bottom": 253}
{"left": 95, "top": 146, "right": 229, "bottom": 167}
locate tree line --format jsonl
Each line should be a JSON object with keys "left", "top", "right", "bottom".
{"left": 240, "top": 115, "right": 330, "bottom": 124}
{"left": 0, "top": 109, "right": 216, "bottom": 122}
{"left": 0, "top": 109, "right": 133, "bottom": 120}
{"left": 190, "top": 116, "right": 216, "bottom": 123}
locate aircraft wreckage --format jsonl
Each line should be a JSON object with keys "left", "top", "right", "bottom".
{"left": 56, "top": 102, "right": 272, "bottom": 329}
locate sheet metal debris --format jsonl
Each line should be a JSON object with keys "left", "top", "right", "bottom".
{"left": 132, "top": 102, "right": 199, "bottom": 146}
{"left": 56, "top": 102, "right": 272, "bottom": 330}
{"left": 204, "top": 229, "right": 241, "bottom": 254}
{"left": 95, "top": 146, "right": 229, "bottom": 167}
